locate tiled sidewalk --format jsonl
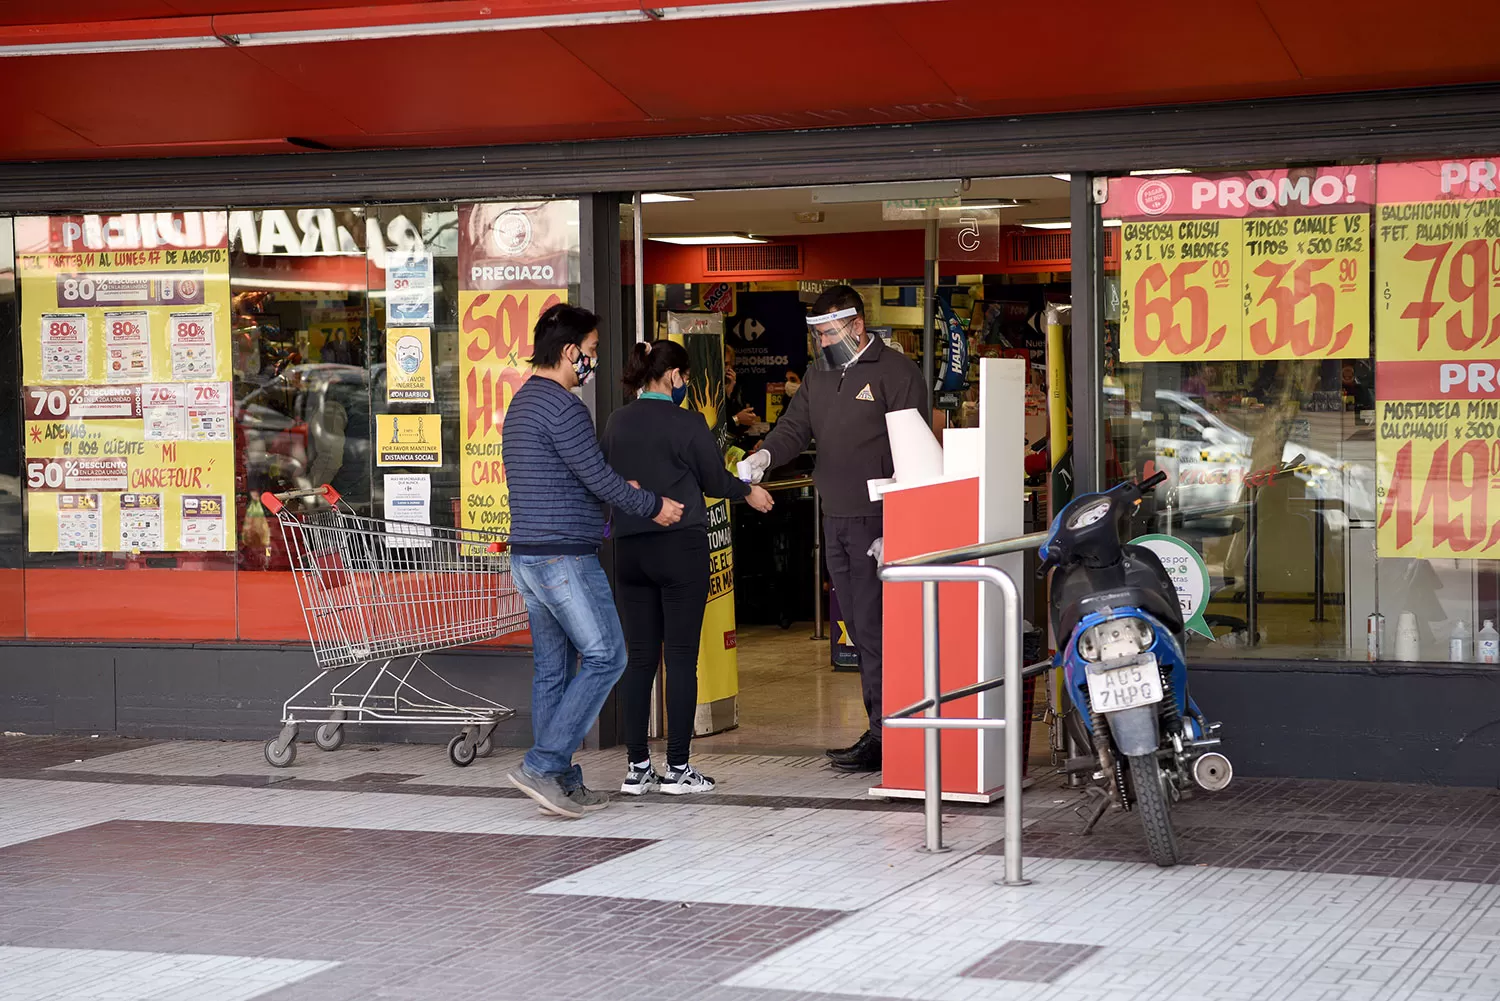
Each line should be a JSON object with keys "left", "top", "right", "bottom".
{"left": 1, "top": 735, "right": 1499, "bottom": 1001}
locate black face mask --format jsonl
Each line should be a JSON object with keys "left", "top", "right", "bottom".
{"left": 572, "top": 349, "right": 596, "bottom": 385}
{"left": 819, "top": 336, "right": 860, "bottom": 370}
{"left": 809, "top": 310, "right": 864, "bottom": 371}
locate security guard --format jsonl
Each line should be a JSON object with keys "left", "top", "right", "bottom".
{"left": 741, "top": 285, "right": 929, "bottom": 772}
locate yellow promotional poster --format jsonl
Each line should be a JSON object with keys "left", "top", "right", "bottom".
{"left": 1374, "top": 157, "right": 1500, "bottom": 560}
{"left": 1107, "top": 167, "right": 1375, "bottom": 363}
{"left": 456, "top": 201, "right": 575, "bottom": 537}
{"left": 16, "top": 212, "right": 234, "bottom": 553}
{"left": 385, "top": 326, "right": 434, "bottom": 403}
{"left": 668, "top": 328, "right": 739, "bottom": 709}
{"left": 1243, "top": 213, "right": 1369, "bottom": 359}
{"left": 1119, "top": 218, "right": 1243, "bottom": 362}
{"left": 376, "top": 413, "right": 442, "bottom": 467}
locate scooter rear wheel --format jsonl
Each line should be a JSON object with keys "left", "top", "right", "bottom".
{"left": 1126, "top": 753, "right": 1180, "bottom": 867}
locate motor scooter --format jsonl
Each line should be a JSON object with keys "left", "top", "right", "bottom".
{"left": 1041, "top": 471, "right": 1232, "bottom": 866}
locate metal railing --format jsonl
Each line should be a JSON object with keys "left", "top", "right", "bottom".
{"left": 880, "top": 531, "right": 1050, "bottom": 887}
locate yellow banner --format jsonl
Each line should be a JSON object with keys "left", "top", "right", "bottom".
{"left": 1120, "top": 219, "right": 1242, "bottom": 362}
{"left": 1376, "top": 201, "right": 1500, "bottom": 362}
{"left": 1375, "top": 158, "right": 1500, "bottom": 559}
{"left": 699, "top": 497, "right": 739, "bottom": 704}
{"left": 18, "top": 216, "right": 234, "bottom": 553}
{"left": 457, "top": 289, "right": 562, "bottom": 536}
{"left": 1243, "top": 213, "right": 1370, "bottom": 359}
{"left": 385, "top": 326, "right": 434, "bottom": 403}
{"left": 1377, "top": 427, "right": 1500, "bottom": 560}
{"left": 376, "top": 413, "right": 442, "bottom": 467}
{"left": 667, "top": 328, "right": 739, "bottom": 707}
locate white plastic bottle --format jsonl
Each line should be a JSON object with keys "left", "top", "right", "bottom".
{"left": 1450, "top": 620, "right": 1471, "bottom": 663}
{"left": 1479, "top": 620, "right": 1499, "bottom": 665}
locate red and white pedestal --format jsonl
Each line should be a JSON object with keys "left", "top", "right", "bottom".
{"left": 871, "top": 358, "right": 1028, "bottom": 803}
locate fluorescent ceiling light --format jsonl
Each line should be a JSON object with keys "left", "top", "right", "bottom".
{"left": 232, "top": 277, "right": 367, "bottom": 292}
{"left": 1129, "top": 168, "right": 1192, "bottom": 176}
{"left": 1051, "top": 174, "right": 1072, "bottom": 182}
{"left": 0, "top": 35, "right": 222, "bottom": 57}
{"left": 640, "top": 194, "right": 695, "bottom": 204}
{"left": 812, "top": 180, "right": 963, "bottom": 204}
{"left": 0, "top": 1, "right": 942, "bottom": 56}
{"left": 648, "top": 234, "right": 767, "bottom": 246}
{"left": 938, "top": 201, "right": 1021, "bottom": 210}
{"left": 1022, "top": 219, "right": 1123, "bottom": 230}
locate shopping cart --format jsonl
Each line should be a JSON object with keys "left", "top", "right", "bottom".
{"left": 259, "top": 485, "right": 526, "bottom": 768}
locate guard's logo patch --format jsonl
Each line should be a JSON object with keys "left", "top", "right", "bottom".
{"left": 855, "top": 383, "right": 875, "bottom": 402}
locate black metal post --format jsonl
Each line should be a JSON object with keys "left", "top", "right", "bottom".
{"left": 578, "top": 192, "right": 626, "bottom": 748}
{"left": 1070, "top": 174, "right": 1105, "bottom": 494}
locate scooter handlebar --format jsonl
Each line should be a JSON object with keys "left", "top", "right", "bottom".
{"left": 1139, "top": 470, "right": 1168, "bottom": 491}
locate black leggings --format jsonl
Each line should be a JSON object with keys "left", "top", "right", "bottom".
{"left": 617, "top": 532, "right": 710, "bottom": 768}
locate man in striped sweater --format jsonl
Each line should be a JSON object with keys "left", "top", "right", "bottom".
{"left": 503, "top": 304, "right": 685, "bottom": 819}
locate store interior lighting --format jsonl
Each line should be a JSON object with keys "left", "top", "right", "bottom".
{"left": 1022, "top": 219, "right": 1123, "bottom": 229}
{"left": 937, "top": 200, "right": 1023, "bottom": 210}
{"left": 648, "top": 233, "right": 767, "bottom": 245}
{"left": 640, "top": 194, "right": 695, "bottom": 203}
{"left": 0, "top": 1, "right": 941, "bottom": 57}
{"left": 1128, "top": 168, "right": 1192, "bottom": 175}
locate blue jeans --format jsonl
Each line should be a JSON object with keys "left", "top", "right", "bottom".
{"left": 510, "top": 553, "right": 629, "bottom": 786}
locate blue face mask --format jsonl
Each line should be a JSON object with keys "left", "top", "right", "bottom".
{"left": 671, "top": 382, "right": 688, "bottom": 406}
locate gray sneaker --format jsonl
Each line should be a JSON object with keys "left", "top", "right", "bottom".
{"left": 535, "top": 785, "right": 610, "bottom": 814}
{"left": 568, "top": 785, "right": 611, "bottom": 812}
{"left": 507, "top": 767, "right": 583, "bottom": 819}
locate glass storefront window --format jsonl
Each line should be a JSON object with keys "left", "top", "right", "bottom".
{"left": 0, "top": 219, "right": 20, "bottom": 636}
{"left": 1103, "top": 163, "right": 1500, "bottom": 663}
{"left": 230, "top": 206, "right": 371, "bottom": 570}
{"left": 2, "top": 198, "right": 578, "bottom": 641}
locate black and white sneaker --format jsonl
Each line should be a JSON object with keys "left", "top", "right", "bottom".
{"left": 620, "top": 761, "right": 662, "bottom": 796}
{"left": 660, "top": 764, "right": 715, "bottom": 795}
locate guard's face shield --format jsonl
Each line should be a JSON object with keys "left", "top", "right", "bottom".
{"left": 808, "top": 307, "right": 867, "bottom": 371}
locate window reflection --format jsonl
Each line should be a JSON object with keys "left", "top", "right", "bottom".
{"left": 230, "top": 208, "right": 370, "bottom": 570}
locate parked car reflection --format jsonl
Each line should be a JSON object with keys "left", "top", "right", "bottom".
{"left": 238, "top": 363, "right": 371, "bottom": 512}
{"left": 1108, "top": 386, "right": 1376, "bottom": 529}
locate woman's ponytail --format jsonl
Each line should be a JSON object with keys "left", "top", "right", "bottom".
{"left": 620, "top": 339, "right": 691, "bottom": 394}
{"left": 621, "top": 341, "right": 654, "bottom": 393}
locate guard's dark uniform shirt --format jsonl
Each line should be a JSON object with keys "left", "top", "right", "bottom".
{"left": 756, "top": 334, "right": 928, "bottom": 738}
{"left": 758, "top": 337, "right": 930, "bottom": 516}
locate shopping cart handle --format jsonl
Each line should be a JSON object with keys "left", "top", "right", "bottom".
{"left": 487, "top": 542, "right": 507, "bottom": 553}
{"left": 261, "top": 484, "right": 343, "bottom": 515}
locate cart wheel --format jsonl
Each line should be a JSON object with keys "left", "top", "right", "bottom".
{"left": 475, "top": 735, "right": 494, "bottom": 758}
{"left": 448, "top": 733, "right": 476, "bottom": 768}
{"left": 315, "top": 724, "right": 345, "bottom": 752}
{"left": 264, "top": 736, "right": 297, "bottom": 768}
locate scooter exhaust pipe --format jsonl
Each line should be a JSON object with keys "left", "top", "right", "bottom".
{"left": 1192, "top": 752, "right": 1233, "bottom": 792}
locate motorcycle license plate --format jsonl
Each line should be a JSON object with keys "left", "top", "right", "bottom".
{"left": 1086, "top": 656, "right": 1163, "bottom": 714}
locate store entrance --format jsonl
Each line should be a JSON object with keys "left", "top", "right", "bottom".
{"left": 636, "top": 177, "right": 1073, "bottom": 754}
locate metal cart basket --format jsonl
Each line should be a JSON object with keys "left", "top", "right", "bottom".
{"left": 259, "top": 485, "right": 525, "bottom": 768}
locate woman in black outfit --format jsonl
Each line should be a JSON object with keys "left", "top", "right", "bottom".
{"left": 602, "top": 340, "right": 774, "bottom": 795}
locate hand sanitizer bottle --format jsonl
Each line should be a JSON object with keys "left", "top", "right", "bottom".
{"left": 1479, "top": 620, "right": 1500, "bottom": 665}
{"left": 1450, "top": 620, "right": 1471, "bottom": 663}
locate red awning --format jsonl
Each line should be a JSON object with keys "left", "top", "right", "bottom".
{"left": 2, "top": 0, "right": 1498, "bottom": 161}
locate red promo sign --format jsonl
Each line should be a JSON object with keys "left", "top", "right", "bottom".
{"left": 1107, "top": 167, "right": 1375, "bottom": 220}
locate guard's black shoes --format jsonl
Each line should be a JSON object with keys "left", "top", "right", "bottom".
{"left": 825, "top": 730, "right": 872, "bottom": 761}
{"left": 829, "top": 736, "right": 882, "bottom": 772}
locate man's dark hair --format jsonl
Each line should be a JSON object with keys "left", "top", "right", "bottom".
{"left": 528, "top": 303, "right": 599, "bottom": 368}
{"left": 810, "top": 284, "right": 865, "bottom": 321}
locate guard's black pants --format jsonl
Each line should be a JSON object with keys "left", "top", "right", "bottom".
{"left": 617, "top": 532, "right": 710, "bottom": 768}
{"left": 824, "top": 515, "right": 884, "bottom": 736}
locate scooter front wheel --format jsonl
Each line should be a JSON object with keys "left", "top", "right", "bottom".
{"left": 1126, "top": 753, "right": 1180, "bottom": 867}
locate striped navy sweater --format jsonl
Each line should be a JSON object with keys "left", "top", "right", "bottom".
{"left": 501, "top": 375, "right": 661, "bottom": 555}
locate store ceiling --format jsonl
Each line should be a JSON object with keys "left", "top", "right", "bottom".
{"left": 642, "top": 177, "right": 1072, "bottom": 236}
{"left": 2, "top": 0, "right": 1498, "bottom": 162}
